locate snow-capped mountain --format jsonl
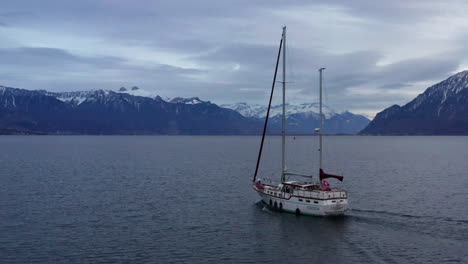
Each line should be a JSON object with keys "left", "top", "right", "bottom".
{"left": 0, "top": 85, "right": 256, "bottom": 135}
{"left": 221, "top": 102, "right": 369, "bottom": 134}
{"left": 221, "top": 102, "right": 336, "bottom": 118}
{"left": 169, "top": 97, "right": 207, "bottom": 104}
{"left": 361, "top": 70, "right": 468, "bottom": 135}
{"left": 43, "top": 90, "right": 111, "bottom": 106}
{"left": 0, "top": 84, "right": 369, "bottom": 135}
{"left": 220, "top": 103, "right": 266, "bottom": 118}
{"left": 115, "top": 86, "right": 160, "bottom": 99}
{"left": 42, "top": 86, "right": 210, "bottom": 107}
{"left": 114, "top": 86, "right": 208, "bottom": 105}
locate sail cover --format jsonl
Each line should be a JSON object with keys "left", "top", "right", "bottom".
{"left": 319, "top": 169, "right": 344, "bottom": 182}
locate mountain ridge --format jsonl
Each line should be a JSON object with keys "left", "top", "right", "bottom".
{"left": 0, "top": 85, "right": 370, "bottom": 135}
{"left": 360, "top": 70, "right": 468, "bottom": 135}
{"left": 221, "top": 102, "right": 336, "bottom": 118}
{"left": 222, "top": 102, "right": 370, "bottom": 134}
{"left": 0, "top": 85, "right": 258, "bottom": 135}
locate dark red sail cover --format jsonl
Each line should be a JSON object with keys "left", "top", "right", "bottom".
{"left": 320, "top": 169, "right": 344, "bottom": 182}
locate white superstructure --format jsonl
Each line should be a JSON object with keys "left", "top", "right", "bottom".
{"left": 253, "top": 181, "right": 348, "bottom": 216}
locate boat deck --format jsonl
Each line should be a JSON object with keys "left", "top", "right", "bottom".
{"left": 254, "top": 182, "right": 347, "bottom": 200}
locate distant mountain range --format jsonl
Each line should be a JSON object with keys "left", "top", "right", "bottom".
{"left": 0, "top": 85, "right": 369, "bottom": 135}
{"left": 221, "top": 102, "right": 336, "bottom": 118}
{"left": 360, "top": 70, "right": 468, "bottom": 135}
{"left": 0, "top": 86, "right": 257, "bottom": 135}
{"left": 222, "top": 102, "right": 369, "bottom": 134}
{"left": 3, "top": 69, "right": 467, "bottom": 135}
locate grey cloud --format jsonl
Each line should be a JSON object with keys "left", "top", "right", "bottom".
{"left": 0, "top": 46, "right": 202, "bottom": 75}
{"left": 186, "top": 37, "right": 463, "bottom": 110}
{"left": 320, "top": 54, "right": 460, "bottom": 93}
{"left": 194, "top": 42, "right": 280, "bottom": 69}
{"left": 322, "top": 0, "right": 465, "bottom": 23}
{"left": 0, "top": 46, "right": 204, "bottom": 94}
{"left": 376, "top": 57, "right": 460, "bottom": 83}
{"left": 0, "top": 47, "right": 125, "bottom": 68}
{"left": 0, "top": 0, "right": 467, "bottom": 116}
{"left": 379, "top": 83, "right": 412, "bottom": 90}
{"left": 333, "top": 92, "right": 412, "bottom": 111}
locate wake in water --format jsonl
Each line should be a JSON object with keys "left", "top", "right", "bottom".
{"left": 351, "top": 208, "right": 468, "bottom": 224}
{"left": 349, "top": 208, "right": 468, "bottom": 242}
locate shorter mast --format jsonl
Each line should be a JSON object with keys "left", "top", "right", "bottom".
{"left": 317, "top": 68, "right": 344, "bottom": 183}
{"left": 319, "top": 68, "right": 325, "bottom": 186}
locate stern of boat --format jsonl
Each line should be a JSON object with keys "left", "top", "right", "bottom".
{"left": 322, "top": 199, "right": 348, "bottom": 215}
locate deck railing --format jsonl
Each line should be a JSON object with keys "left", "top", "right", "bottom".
{"left": 293, "top": 190, "right": 347, "bottom": 199}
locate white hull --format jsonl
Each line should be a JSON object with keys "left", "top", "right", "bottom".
{"left": 254, "top": 185, "right": 348, "bottom": 216}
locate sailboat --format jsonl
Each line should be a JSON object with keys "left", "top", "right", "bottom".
{"left": 252, "top": 26, "right": 348, "bottom": 216}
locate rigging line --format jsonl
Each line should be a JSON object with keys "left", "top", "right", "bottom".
{"left": 286, "top": 36, "right": 296, "bottom": 92}
{"left": 322, "top": 73, "right": 332, "bottom": 164}
{"left": 286, "top": 35, "right": 300, "bottom": 110}
{"left": 285, "top": 41, "right": 298, "bottom": 171}
{"left": 323, "top": 72, "right": 329, "bottom": 115}
{"left": 253, "top": 34, "right": 284, "bottom": 183}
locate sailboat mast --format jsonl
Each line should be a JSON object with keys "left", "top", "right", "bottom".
{"left": 252, "top": 30, "right": 284, "bottom": 183}
{"left": 319, "top": 67, "right": 325, "bottom": 185}
{"left": 281, "top": 26, "right": 286, "bottom": 183}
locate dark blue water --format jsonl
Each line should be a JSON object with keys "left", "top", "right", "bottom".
{"left": 1, "top": 136, "right": 467, "bottom": 263}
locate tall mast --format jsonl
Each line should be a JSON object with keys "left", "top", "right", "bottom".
{"left": 252, "top": 30, "right": 283, "bottom": 183}
{"left": 281, "top": 26, "right": 286, "bottom": 183}
{"left": 319, "top": 67, "right": 325, "bottom": 185}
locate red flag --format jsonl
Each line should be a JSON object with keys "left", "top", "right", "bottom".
{"left": 319, "top": 169, "right": 344, "bottom": 182}
{"left": 322, "top": 179, "right": 330, "bottom": 187}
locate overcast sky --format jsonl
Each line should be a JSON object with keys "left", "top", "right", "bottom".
{"left": 1, "top": 0, "right": 467, "bottom": 117}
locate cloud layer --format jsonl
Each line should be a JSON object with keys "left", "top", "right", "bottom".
{"left": 1, "top": 0, "right": 467, "bottom": 116}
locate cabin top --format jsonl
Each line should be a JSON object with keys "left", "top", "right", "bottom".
{"left": 282, "top": 181, "right": 319, "bottom": 188}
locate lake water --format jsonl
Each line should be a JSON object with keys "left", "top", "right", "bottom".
{"left": 1, "top": 136, "right": 467, "bottom": 263}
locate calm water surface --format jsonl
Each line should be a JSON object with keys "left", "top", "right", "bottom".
{"left": 1, "top": 136, "right": 467, "bottom": 263}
